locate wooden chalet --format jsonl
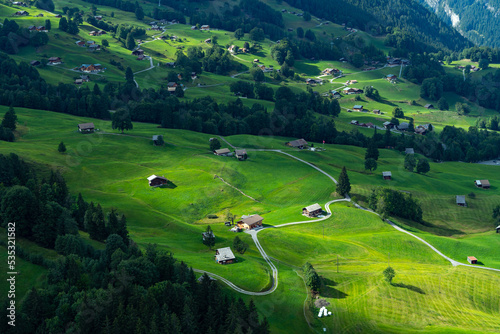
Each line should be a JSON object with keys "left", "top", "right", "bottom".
{"left": 14, "top": 10, "right": 29, "bottom": 16}
{"left": 30, "top": 60, "right": 40, "bottom": 66}
{"left": 131, "top": 49, "right": 144, "bottom": 56}
{"left": 286, "top": 138, "right": 308, "bottom": 149}
{"left": 235, "top": 149, "right": 247, "bottom": 160}
{"left": 467, "top": 256, "right": 477, "bottom": 264}
{"left": 48, "top": 57, "right": 62, "bottom": 65}
{"left": 147, "top": 175, "right": 168, "bottom": 187}
{"left": 303, "top": 203, "right": 322, "bottom": 217}
{"left": 353, "top": 105, "right": 363, "bottom": 112}
{"left": 215, "top": 247, "right": 235, "bottom": 264}
{"left": 424, "top": 104, "right": 434, "bottom": 109}
{"left": 200, "top": 25, "right": 210, "bottom": 30}
{"left": 373, "top": 109, "right": 381, "bottom": 114}
{"left": 55, "top": 14, "right": 62, "bottom": 18}
{"left": 75, "top": 79, "right": 83, "bottom": 85}
{"left": 214, "top": 148, "right": 231, "bottom": 156}
{"left": 78, "top": 122, "right": 95, "bottom": 133}
{"left": 237, "top": 215, "right": 264, "bottom": 230}
{"left": 456, "top": 195, "right": 466, "bottom": 207}
{"left": 342, "top": 87, "right": 363, "bottom": 95}
{"left": 386, "top": 74, "right": 397, "bottom": 81}
{"left": 405, "top": 148, "right": 414, "bottom": 154}
{"left": 382, "top": 171, "right": 392, "bottom": 180}
{"left": 475, "top": 180, "right": 490, "bottom": 189}
{"left": 383, "top": 121, "right": 395, "bottom": 129}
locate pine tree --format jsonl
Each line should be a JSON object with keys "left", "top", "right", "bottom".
{"left": 336, "top": 166, "right": 351, "bottom": 197}
{"left": 107, "top": 208, "right": 119, "bottom": 235}
{"left": 118, "top": 214, "right": 129, "bottom": 244}
{"left": 58, "top": 17, "right": 68, "bottom": 32}
{"left": 203, "top": 225, "right": 215, "bottom": 249}
{"left": 125, "top": 67, "right": 134, "bottom": 82}
{"left": 58, "top": 141, "right": 66, "bottom": 153}
{"left": 365, "top": 141, "right": 379, "bottom": 160}
{"left": 2, "top": 106, "right": 17, "bottom": 130}
{"left": 126, "top": 32, "right": 136, "bottom": 50}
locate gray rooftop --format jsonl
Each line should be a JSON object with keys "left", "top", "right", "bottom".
{"left": 215, "top": 247, "right": 235, "bottom": 262}
{"left": 382, "top": 171, "right": 392, "bottom": 177}
{"left": 456, "top": 195, "right": 466, "bottom": 204}
{"left": 235, "top": 149, "right": 247, "bottom": 156}
{"left": 405, "top": 148, "right": 414, "bottom": 154}
{"left": 288, "top": 138, "right": 308, "bottom": 147}
{"left": 304, "top": 203, "right": 322, "bottom": 212}
{"left": 215, "top": 148, "right": 231, "bottom": 154}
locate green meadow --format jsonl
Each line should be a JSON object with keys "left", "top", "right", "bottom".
{"left": 2, "top": 106, "right": 500, "bottom": 332}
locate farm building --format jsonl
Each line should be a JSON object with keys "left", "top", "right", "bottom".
{"left": 496, "top": 225, "right": 500, "bottom": 233}
{"left": 202, "top": 230, "right": 214, "bottom": 241}
{"left": 14, "top": 10, "right": 29, "bottom": 16}
{"left": 48, "top": 57, "right": 62, "bottom": 65}
{"left": 201, "top": 25, "right": 210, "bottom": 30}
{"left": 475, "top": 180, "right": 490, "bottom": 189}
{"left": 237, "top": 215, "right": 264, "bottom": 230}
{"left": 398, "top": 123, "right": 410, "bottom": 131}
{"left": 405, "top": 148, "right": 414, "bottom": 154}
{"left": 214, "top": 148, "right": 231, "bottom": 156}
{"left": 467, "top": 256, "right": 477, "bottom": 264}
{"left": 353, "top": 105, "right": 363, "bottom": 112}
{"left": 75, "top": 79, "right": 83, "bottom": 85}
{"left": 147, "top": 175, "right": 168, "bottom": 187}
{"left": 424, "top": 104, "right": 434, "bottom": 109}
{"left": 456, "top": 195, "right": 466, "bottom": 207}
{"left": 78, "top": 123, "right": 95, "bottom": 133}
{"left": 350, "top": 120, "right": 359, "bottom": 125}
{"left": 152, "top": 135, "right": 163, "bottom": 146}
{"left": 373, "top": 109, "right": 381, "bottom": 114}
{"left": 386, "top": 74, "right": 397, "bottom": 81}
{"left": 383, "top": 121, "right": 395, "bottom": 129}
{"left": 235, "top": 149, "right": 247, "bottom": 160}
{"left": 215, "top": 247, "right": 235, "bottom": 264}
{"left": 303, "top": 203, "right": 322, "bottom": 217}
{"left": 342, "top": 87, "right": 363, "bottom": 95}
{"left": 30, "top": 60, "right": 40, "bottom": 66}
{"left": 331, "top": 90, "right": 341, "bottom": 98}
{"left": 131, "top": 49, "right": 144, "bottom": 56}
{"left": 382, "top": 171, "right": 392, "bottom": 180}
{"left": 286, "top": 138, "right": 308, "bottom": 149}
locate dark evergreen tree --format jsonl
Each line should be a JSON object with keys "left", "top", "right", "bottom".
{"left": 336, "top": 166, "right": 351, "bottom": 197}
{"left": 365, "top": 142, "right": 379, "bottom": 160}
{"left": 58, "top": 141, "right": 66, "bottom": 153}
{"left": 2, "top": 106, "right": 17, "bottom": 130}
{"left": 112, "top": 109, "right": 133, "bottom": 134}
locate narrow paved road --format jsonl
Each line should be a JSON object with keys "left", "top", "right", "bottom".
{"left": 195, "top": 144, "right": 500, "bottom": 295}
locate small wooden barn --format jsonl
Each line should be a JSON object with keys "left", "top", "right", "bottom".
{"left": 456, "top": 195, "right": 466, "bottom": 207}
{"left": 382, "top": 171, "right": 392, "bottom": 180}
{"left": 303, "top": 203, "right": 322, "bottom": 217}
{"left": 467, "top": 256, "right": 477, "bottom": 264}
{"left": 214, "top": 148, "right": 231, "bottom": 156}
{"left": 286, "top": 138, "right": 308, "bottom": 149}
{"left": 235, "top": 149, "right": 247, "bottom": 160}
{"left": 215, "top": 247, "right": 235, "bottom": 264}
{"left": 237, "top": 215, "right": 264, "bottom": 230}
{"left": 147, "top": 175, "right": 168, "bottom": 187}
{"left": 78, "top": 122, "right": 95, "bottom": 133}
{"left": 475, "top": 180, "right": 490, "bottom": 189}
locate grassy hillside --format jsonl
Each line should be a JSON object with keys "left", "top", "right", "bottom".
{"left": 2, "top": 106, "right": 500, "bottom": 332}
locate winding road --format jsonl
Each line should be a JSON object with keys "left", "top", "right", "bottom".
{"left": 194, "top": 145, "right": 500, "bottom": 296}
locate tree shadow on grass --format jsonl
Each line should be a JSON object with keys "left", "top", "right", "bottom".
{"left": 391, "top": 282, "right": 425, "bottom": 294}
{"left": 159, "top": 181, "right": 177, "bottom": 189}
{"left": 321, "top": 277, "right": 349, "bottom": 299}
